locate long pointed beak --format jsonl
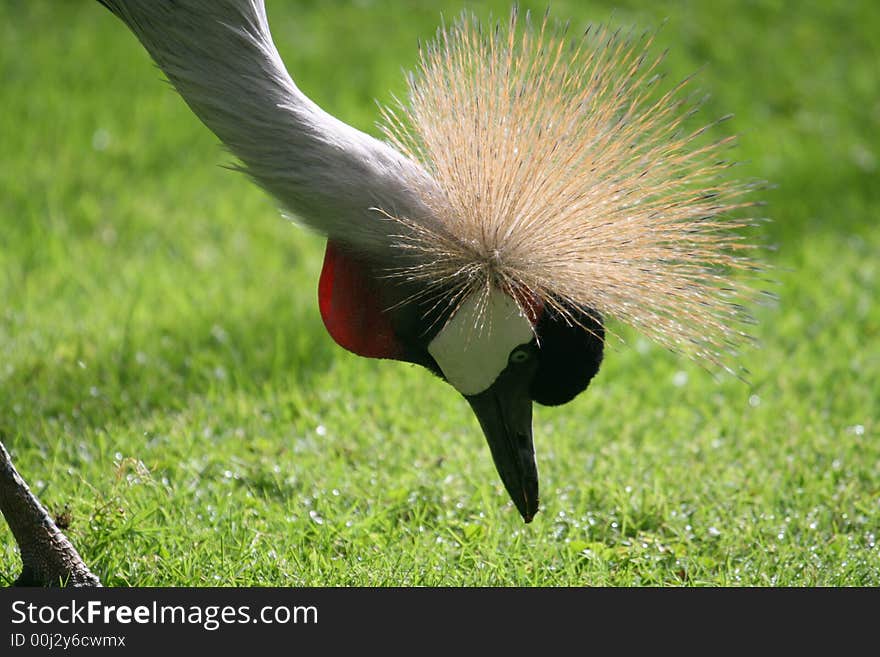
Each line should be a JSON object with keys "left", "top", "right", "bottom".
{"left": 466, "top": 378, "right": 539, "bottom": 522}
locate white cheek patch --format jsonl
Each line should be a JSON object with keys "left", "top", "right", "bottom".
{"left": 428, "top": 287, "right": 535, "bottom": 396}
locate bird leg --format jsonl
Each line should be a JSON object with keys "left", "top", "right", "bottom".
{"left": 0, "top": 439, "right": 100, "bottom": 587}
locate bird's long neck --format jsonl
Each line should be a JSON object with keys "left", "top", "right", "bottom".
{"left": 100, "top": 0, "right": 440, "bottom": 257}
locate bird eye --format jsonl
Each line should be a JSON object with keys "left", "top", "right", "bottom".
{"left": 509, "top": 348, "right": 531, "bottom": 364}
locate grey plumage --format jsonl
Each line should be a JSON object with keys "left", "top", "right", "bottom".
{"left": 100, "top": 0, "right": 442, "bottom": 260}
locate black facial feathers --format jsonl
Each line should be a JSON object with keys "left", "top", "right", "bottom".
{"left": 530, "top": 307, "right": 604, "bottom": 406}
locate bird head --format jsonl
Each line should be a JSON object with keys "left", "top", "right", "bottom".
{"left": 318, "top": 240, "right": 604, "bottom": 521}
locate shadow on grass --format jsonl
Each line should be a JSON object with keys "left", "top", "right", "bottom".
{"left": 0, "top": 290, "right": 337, "bottom": 446}
{"left": 761, "top": 164, "right": 878, "bottom": 244}
{"left": 0, "top": 277, "right": 339, "bottom": 582}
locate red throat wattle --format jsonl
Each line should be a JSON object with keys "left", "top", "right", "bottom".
{"left": 318, "top": 240, "right": 404, "bottom": 360}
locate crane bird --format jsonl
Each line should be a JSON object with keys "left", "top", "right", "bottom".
{"left": 98, "top": 0, "right": 760, "bottom": 519}
{"left": 0, "top": 0, "right": 761, "bottom": 585}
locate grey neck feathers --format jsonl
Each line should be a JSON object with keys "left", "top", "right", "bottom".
{"left": 101, "top": 0, "right": 440, "bottom": 260}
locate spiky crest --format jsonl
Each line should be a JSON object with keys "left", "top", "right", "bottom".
{"left": 380, "top": 8, "right": 764, "bottom": 370}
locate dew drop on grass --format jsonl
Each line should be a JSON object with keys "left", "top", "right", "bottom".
{"left": 748, "top": 394, "right": 761, "bottom": 408}
{"left": 92, "top": 128, "right": 111, "bottom": 151}
{"left": 850, "top": 143, "right": 876, "bottom": 172}
{"left": 210, "top": 325, "right": 228, "bottom": 344}
{"left": 315, "top": 425, "right": 327, "bottom": 437}
{"left": 672, "top": 371, "right": 688, "bottom": 387}
{"left": 309, "top": 510, "right": 324, "bottom": 525}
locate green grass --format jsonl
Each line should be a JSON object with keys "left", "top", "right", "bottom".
{"left": 1, "top": 0, "right": 877, "bottom": 586}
